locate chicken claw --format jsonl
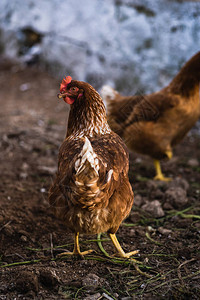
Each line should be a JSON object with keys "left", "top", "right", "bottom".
{"left": 58, "top": 232, "right": 94, "bottom": 257}
{"left": 153, "top": 160, "right": 172, "bottom": 181}
{"left": 109, "top": 233, "right": 139, "bottom": 258}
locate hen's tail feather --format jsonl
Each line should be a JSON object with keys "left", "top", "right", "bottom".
{"left": 75, "top": 137, "right": 99, "bottom": 175}
{"left": 74, "top": 137, "right": 100, "bottom": 199}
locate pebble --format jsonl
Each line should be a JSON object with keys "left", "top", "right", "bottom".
{"left": 134, "top": 194, "right": 144, "bottom": 207}
{"left": 146, "top": 180, "right": 167, "bottom": 191}
{"left": 82, "top": 273, "right": 101, "bottom": 288}
{"left": 15, "top": 271, "right": 38, "bottom": 294}
{"left": 129, "top": 228, "right": 136, "bottom": 236}
{"left": 20, "top": 235, "right": 28, "bottom": 242}
{"left": 158, "top": 227, "right": 172, "bottom": 235}
{"left": 19, "top": 82, "right": 31, "bottom": 92}
{"left": 150, "top": 189, "right": 164, "bottom": 200}
{"left": 39, "top": 269, "right": 60, "bottom": 287}
{"left": 142, "top": 200, "right": 165, "bottom": 218}
{"left": 19, "top": 172, "right": 28, "bottom": 179}
{"left": 3, "top": 226, "right": 14, "bottom": 236}
{"left": 49, "top": 261, "right": 57, "bottom": 267}
{"left": 168, "top": 177, "right": 189, "bottom": 191}
{"left": 187, "top": 158, "right": 199, "bottom": 167}
{"left": 83, "top": 293, "right": 101, "bottom": 300}
{"left": 164, "top": 187, "right": 188, "bottom": 208}
{"left": 163, "top": 202, "right": 173, "bottom": 210}
{"left": 37, "top": 165, "right": 57, "bottom": 176}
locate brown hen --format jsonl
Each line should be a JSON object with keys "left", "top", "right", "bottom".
{"left": 49, "top": 76, "right": 138, "bottom": 258}
{"left": 101, "top": 51, "right": 200, "bottom": 181}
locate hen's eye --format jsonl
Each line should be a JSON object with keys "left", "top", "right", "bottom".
{"left": 70, "top": 87, "right": 79, "bottom": 91}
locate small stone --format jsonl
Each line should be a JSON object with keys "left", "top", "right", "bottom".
{"left": 146, "top": 180, "right": 158, "bottom": 190}
{"left": 142, "top": 200, "right": 165, "bottom": 218}
{"left": 129, "top": 228, "right": 136, "bottom": 236}
{"left": 39, "top": 269, "right": 59, "bottom": 287}
{"left": 49, "top": 261, "right": 57, "bottom": 267}
{"left": 19, "top": 172, "right": 28, "bottom": 179}
{"left": 150, "top": 189, "right": 164, "bottom": 200}
{"left": 19, "top": 82, "right": 31, "bottom": 92}
{"left": 37, "top": 166, "right": 57, "bottom": 176}
{"left": 15, "top": 271, "right": 38, "bottom": 294}
{"left": 135, "top": 157, "right": 142, "bottom": 163}
{"left": 168, "top": 177, "right": 189, "bottom": 191}
{"left": 128, "top": 211, "right": 141, "bottom": 223}
{"left": 18, "top": 230, "right": 29, "bottom": 238}
{"left": 135, "top": 227, "right": 145, "bottom": 236}
{"left": 187, "top": 158, "right": 199, "bottom": 167}
{"left": 83, "top": 293, "right": 101, "bottom": 300}
{"left": 20, "top": 235, "right": 28, "bottom": 242}
{"left": 158, "top": 227, "right": 172, "bottom": 235}
{"left": 146, "top": 180, "right": 167, "bottom": 190}
{"left": 4, "top": 225, "right": 14, "bottom": 236}
{"left": 82, "top": 273, "right": 101, "bottom": 288}
{"left": 164, "top": 187, "right": 188, "bottom": 208}
{"left": 22, "top": 162, "right": 29, "bottom": 170}
{"left": 134, "top": 194, "right": 143, "bottom": 207}
{"left": 163, "top": 202, "right": 173, "bottom": 210}
{"left": 147, "top": 226, "right": 156, "bottom": 233}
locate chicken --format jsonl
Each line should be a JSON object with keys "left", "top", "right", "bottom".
{"left": 48, "top": 76, "right": 138, "bottom": 258}
{"left": 101, "top": 51, "right": 200, "bottom": 181}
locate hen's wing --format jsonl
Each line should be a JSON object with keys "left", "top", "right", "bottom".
{"left": 124, "top": 91, "right": 180, "bottom": 126}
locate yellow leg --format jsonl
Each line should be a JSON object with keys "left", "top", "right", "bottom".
{"left": 153, "top": 160, "right": 171, "bottom": 181}
{"left": 109, "top": 233, "right": 139, "bottom": 258}
{"left": 58, "top": 232, "right": 93, "bottom": 257}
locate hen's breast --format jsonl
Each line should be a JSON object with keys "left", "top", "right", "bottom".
{"left": 49, "top": 133, "right": 133, "bottom": 235}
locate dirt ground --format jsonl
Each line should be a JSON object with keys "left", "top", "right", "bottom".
{"left": 0, "top": 58, "right": 200, "bottom": 300}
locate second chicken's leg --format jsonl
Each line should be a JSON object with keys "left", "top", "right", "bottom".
{"left": 153, "top": 160, "right": 171, "bottom": 181}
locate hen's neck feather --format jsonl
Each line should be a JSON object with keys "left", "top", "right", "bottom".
{"left": 66, "top": 85, "right": 111, "bottom": 138}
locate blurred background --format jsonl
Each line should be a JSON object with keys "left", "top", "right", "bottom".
{"left": 0, "top": 0, "right": 200, "bottom": 94}
{"left": 0, "top": 2, "right": 200, "bottom": 297}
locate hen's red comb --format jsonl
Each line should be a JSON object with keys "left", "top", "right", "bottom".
{"left": 60, "top": 76, "right": 72, "bottom": 91}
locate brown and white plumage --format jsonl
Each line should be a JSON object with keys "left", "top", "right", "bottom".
{"left": 101, "top": 51, "right": 200, "bottom": 181}
{"left": 49, "top": 76, "right": 137, "bottom": 257}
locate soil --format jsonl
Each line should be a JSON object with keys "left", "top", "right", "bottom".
{"left": 0, "top": 59, "right": 200, "bottom": 300}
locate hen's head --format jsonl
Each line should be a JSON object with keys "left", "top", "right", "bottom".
{"left": 58, "top": 76, "right": 84, "bottom": 105}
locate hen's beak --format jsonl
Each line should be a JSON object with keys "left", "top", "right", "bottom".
{"left": 57, "top": 93, "right": 63, "bottom": 99}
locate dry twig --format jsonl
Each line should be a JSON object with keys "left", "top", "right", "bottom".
{"left": 177, "top": 258, "right": 196, "bottom": 286}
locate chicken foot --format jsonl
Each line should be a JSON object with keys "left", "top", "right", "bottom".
{"left": 153, "top": 159, "right": 172, "bottom": 181}
{"left": 109, "top": 233, "right": 139, "bottom": 258}
{"left": 58, "top": 232, "right": 93, "bottom": 257}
